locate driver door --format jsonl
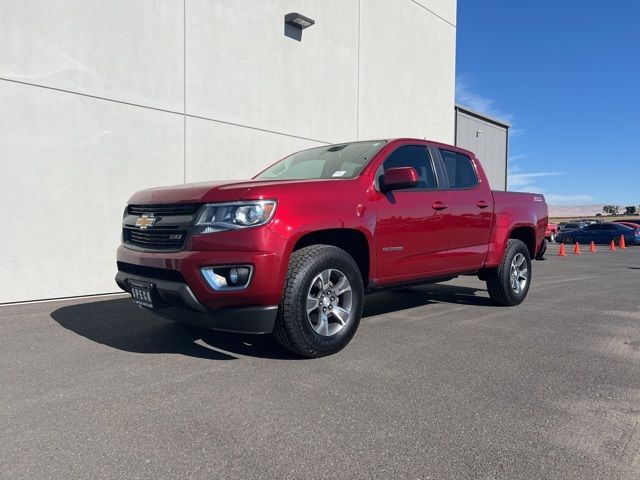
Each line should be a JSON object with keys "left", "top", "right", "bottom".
{"left": 374, "top": 145, "right": 451, "bottom": 283}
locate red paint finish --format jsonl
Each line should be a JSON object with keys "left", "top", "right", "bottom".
{"left": 374, "top": 188, "right": 451, "bottom": 280}
{"left": 117, "top": 138, "right": 548, "bottom": 311}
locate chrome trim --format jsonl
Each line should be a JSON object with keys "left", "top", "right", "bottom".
{"left": 200, "top": 265, "right": 254, "bottom": 291}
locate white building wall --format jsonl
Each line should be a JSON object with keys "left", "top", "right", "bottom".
{"left": 0, "top": 0, "right": 456, "bottom": 303}
{"left": 358, "top": 0, "right": 456, "bottom": 140}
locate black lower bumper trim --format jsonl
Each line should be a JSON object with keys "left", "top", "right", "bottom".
{"left": 115, "top": 271, "right": 277, "bottom": 334}
{"left": 151, "top": 305, "right": 278, "bottom": 334}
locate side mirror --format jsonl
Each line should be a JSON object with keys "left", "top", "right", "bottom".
{"left": 380, "top": 167, "right": 418, "bottom": 193}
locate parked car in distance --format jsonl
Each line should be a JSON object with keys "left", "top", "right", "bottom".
{"left": 555, "top": 222, "right": 639, "bottom": 245}
{"left": 614, "top": 219, "right": 640, "bottom": 227}
{"left": 115, "top": 138, "right": 548, "bottom": 358}
{"left": 614, "top": 221, "right": 640, "bottom": 230}
{"left": 545, "top": 222, "right": 558, "bottom": 242}
{"left": 558, "top": 221, "right": 587, "bottom": 231}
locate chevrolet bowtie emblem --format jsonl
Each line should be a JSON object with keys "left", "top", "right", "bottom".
{"left": 135, "top": 214, "right": 156, "bottom": 230}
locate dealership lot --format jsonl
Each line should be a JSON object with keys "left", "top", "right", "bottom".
{"left": 1, "top": 246, "right": 639, "bottom": 479}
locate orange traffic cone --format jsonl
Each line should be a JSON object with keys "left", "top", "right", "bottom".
{"left": 558, "top": 243, "right": 566, "bottom": 256}
{"left": 574, "top": 242, "right": 581, "bottom": 255}
{"left": 589, "top": 241, "right": 596, "bottom": 253}
{"left": 610, "top": 240, "right": 617, "bottom": 251}
{"left": 620, "top": 235, "right": 627, "bottom": 249}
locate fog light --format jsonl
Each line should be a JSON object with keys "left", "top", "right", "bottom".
{"left": 201, "top": 266, "right": 252, "bottom": 290}
{"left": 229, "top": 268, "right": 239, "bottom": 285}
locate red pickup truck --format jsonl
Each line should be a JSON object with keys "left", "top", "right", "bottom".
{"left": 116, "top": 139, "right": 548, "bottom": 357}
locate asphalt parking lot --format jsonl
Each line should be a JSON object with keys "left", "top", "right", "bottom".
{"left": 2, "top": 244, "right": 639, "bottom": 480}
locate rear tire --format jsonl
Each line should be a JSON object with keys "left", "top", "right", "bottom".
{"left": 549, "top": 233, "right": 555, "bottom": 243}
{"left": 273, "top": 245, "right": 364, "bottom": 358}
{"left": 486, "top": 239, "right": 531, "bottom": 306}
{"left": 562, "top": 236, "right": 573, "bottom": 244}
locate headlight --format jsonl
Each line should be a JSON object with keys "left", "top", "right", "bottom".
{"left": 194, "top": 200, "right": 277, "bottom": 234}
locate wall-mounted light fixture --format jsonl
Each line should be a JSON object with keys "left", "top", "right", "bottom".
{"left": 285, "top": 12, "right": 315, "bottom": 30}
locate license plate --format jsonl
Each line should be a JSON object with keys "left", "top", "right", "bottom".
{"left": 129, "top": 280, "right": 155, "bottom": 309}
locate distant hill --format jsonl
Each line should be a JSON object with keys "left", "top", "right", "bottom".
{"left": 548, "top": 204, "right": 604, "bottom": 218}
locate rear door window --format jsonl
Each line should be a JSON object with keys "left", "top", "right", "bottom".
{"left": 439, "top": 150, "right": 478, "bottom": 189}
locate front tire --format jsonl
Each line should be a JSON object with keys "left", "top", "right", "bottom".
{"left": 562, "top": 236, "right": 573, "bottom": 244}
{"left": 486, "top": 239, "right": 531, "bottom": 306}
{"left": 273, "top": 245, "right": 364, "bottom": 358}
{"left": 549, "top": 233, "right": 555, "bottom": 243}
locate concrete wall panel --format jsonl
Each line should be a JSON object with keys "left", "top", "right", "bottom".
{"left": 358, "top": 0, "right": 456, "bottom": 143}
{"left": 186, "top": 0, "right": 359, "bottom": 142}
{"left": 186, "top": 117, "right": 324, "bottom": 182}
{"left": 0, "top": 0, "right": 184, "bottom": 112}
{"left": 0, "top": 82, "right": 184, "bottom": 303}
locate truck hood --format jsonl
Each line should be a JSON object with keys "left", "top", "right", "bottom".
{"left": 127, "top": 178, "right": 344, "bottom": 204}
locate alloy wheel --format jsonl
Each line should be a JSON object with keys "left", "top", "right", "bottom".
{"left": 510, "top": 253, "right": 528, "bottom": 294}
{"left": 306, "top": 269, "right": 353, "bottom": 336}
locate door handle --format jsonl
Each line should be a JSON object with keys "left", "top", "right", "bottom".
{"left": 476, "top": 200, "right": 490, "bottom": 208}
{"left": 432, "top": 201, "right": 448, "bottom": 210}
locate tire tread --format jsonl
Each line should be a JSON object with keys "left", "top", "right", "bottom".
{"left": 273, "top": 245, "right": 363, "bottom": 358}
{"left": 486, "top": 239, "right": 531, "bottom": 306}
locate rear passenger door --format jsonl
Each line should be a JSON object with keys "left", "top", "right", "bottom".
{"left": 434, "top": 148, "right": 493, "bottom": 271}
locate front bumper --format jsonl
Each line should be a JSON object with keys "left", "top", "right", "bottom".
{"left": 116, "top": 244, "right": 287, "bottom": 309}
{"left": 115, "top": 270, "right": 278, "bottom": 334}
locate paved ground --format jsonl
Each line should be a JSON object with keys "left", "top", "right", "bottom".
{"left": 2, "top": 244, "right": 639, "bottom": 479}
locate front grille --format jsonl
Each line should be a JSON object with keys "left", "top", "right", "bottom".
{"left": 128, "top": 204, "right": 201, "bottom": 216}
{"left": 124, "top": 227, "right": 188, "bottom": 250}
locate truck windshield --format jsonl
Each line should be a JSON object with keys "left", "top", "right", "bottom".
{"left": 255, "top": 141, "right": 387, "bottom": 180}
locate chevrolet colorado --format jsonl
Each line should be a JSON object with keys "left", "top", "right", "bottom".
{"left": 116, "top": 139, "right": 548, "bottom": 357}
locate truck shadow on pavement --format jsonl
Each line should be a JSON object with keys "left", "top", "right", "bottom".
{"left": 51, "top": 284, "right": 493, "bottom": 360}
{"left": 363, "top": 283, "right": 494, "bottom": 317}
{"left": 50, "top": 298, "right": 286, "bottom": 361}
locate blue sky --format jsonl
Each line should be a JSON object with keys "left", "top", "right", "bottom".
{"left": 456, "top": 1, "right": 640, "bottom": 206}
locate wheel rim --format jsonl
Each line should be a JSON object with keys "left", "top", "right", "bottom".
{"left": 550, "top": 233, "right": 555, "bottom": 242}
{"left": 563, "top": 237, "right": 572, "bottom": 244}
{"left": 510, "top": 253, "right": 528, "bottom": 294}
{"left": 306, "top": 269, "right": 353, "bottom": 337}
